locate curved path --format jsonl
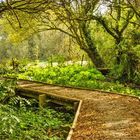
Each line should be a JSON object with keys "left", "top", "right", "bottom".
{"left": 17, "top": 80, "right": 140, "bottom": 140}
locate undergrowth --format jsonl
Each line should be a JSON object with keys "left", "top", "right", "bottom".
{"left": 6, "top": 64, "right": 140, "bottom": 97}
{"left": 0, "top": 80, "right": 74, "bottom": 140}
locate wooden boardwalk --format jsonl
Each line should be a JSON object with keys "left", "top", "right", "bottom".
{"left": 17, "top": 80, "right": 140, "bottom": 140}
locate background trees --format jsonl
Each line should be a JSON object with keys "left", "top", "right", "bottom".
{"left": 0, "top": 0, "right": 139, "bottom": 83}
{"left": 93, "top": 0, "right": 140, "bottom": 82}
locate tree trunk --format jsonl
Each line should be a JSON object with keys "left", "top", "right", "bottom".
{"left": 83, "top": 47, "right": 105, "bottom": 68}
{"left": 115, "top": 37, "right": 123, "bottom": 65}
{"left": 81, "top": 22, "right": 105, "bottom": 68}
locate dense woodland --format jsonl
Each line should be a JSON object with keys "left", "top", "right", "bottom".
{"left": 0, "top": 0, "right": 139, "bottom": 83}
{"left": 0, "top": 0, "right": 140, "bottom": 139}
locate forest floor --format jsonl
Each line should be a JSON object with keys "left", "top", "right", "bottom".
{"left": 18, "top": 80, "right": 140, "bottom": 140}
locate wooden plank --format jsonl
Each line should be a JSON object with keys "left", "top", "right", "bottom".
{"left": 67, "top": 100, "right": 82, "bottom": 140}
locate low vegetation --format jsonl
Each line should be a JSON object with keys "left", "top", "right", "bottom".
{"left": 0, "top": 80, "right": 74, "bottom": 140}
{"left": 5, "top": 64, "right": 140, "bottom": 97}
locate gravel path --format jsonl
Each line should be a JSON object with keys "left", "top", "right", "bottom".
{"left": 18, "top": 81, "right": 140, "bottom": 140}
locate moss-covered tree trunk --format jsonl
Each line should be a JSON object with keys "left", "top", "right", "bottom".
{"left": 80, "top": 22, "right": 105, "bottom": 68}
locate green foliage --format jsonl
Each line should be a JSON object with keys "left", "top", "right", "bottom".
{"left": 0, "top": 80, "right": 74, "bottom": 140}
{"left": 17, "top": 64, "right": 105, "bottom": 84}
{"left": 0, "top": 65, "right": 10, "bottom": 75}
{"left": 0, "top": 0, "right": 139, "bottom": 84}
{"left": 0, "top": 79, "right": 16, "bottom": 102}
{"left": 11, "top": 64, "right": 140, "bottom": 97}
{"left": 110, "top": 46, "right": 140, "bottom": 84}
{"left": 0, "top": 104, "right": 73, "bottom": 140}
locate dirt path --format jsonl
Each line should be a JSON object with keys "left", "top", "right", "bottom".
{"left": 18, "top": 81, "right": 140, "bottom": 140}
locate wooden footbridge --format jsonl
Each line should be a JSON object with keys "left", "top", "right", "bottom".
{"left": 16, "top": 80, "right": 140, "bottom": 140}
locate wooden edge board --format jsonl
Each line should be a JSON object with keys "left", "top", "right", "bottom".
{"left": 67, "top": 100, "right": 82, "bottom": 140}
{"left": 16, "top": 87, "right": 80, "bottom": 103}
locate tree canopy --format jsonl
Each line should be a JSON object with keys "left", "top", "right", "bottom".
{"left": 0, "top": 0, "right": 140, "bottom": 83}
